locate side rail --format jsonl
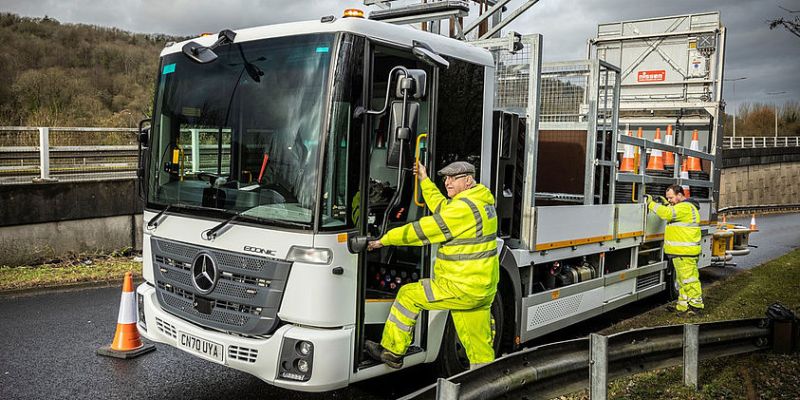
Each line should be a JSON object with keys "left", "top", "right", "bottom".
{"left": 723, "top": 136, "right": 800, "bottom": 149}
{"left": 401, "top": 318, "right": 772, "bottom": 400}
{"left": 616, "top": 134, "right": 714, "bottom": 191}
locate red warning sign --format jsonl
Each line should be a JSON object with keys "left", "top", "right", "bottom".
{"left": 637, "top": 70, "right": 666, "bottom": 82}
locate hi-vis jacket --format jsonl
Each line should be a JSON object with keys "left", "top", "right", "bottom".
{"left": 648, "top": 198, "right": 702, "bottom": 256}
{"left": 379, "top": 178, "right": 499, "bottom": 299}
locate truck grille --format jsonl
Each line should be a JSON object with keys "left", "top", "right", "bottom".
{"left": 151, "top": 237, "right": 291, "bottom": 336}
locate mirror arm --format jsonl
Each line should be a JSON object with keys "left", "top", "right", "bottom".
{"left": 365, "top": 66, "right": 410, "bottom": 116}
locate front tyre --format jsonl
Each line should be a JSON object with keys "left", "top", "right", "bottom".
{"left": 433, "top": 290, "right": 504, "bottom": 377}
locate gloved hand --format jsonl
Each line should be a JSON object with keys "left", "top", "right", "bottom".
{"left": 644, "top": 194, "right": 653, "bottom": 204}
{"left": 658, "top": 196, "right": 669, "bottom": 205}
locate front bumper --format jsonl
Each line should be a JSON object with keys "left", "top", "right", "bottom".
{"left": 137, "top": 283, "right": 353, "bottom": 392}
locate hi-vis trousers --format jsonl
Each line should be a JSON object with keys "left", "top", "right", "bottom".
{"left": 381, "top": 278, "right": 496, "bottom": 366}
{"left": 671, "top": 256, "right": 704, "bottom": 312}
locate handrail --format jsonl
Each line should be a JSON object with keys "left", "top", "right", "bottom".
{"left": 414, "top": 133, "right": 428, "bottom": 207}
{"left": 723, "top": 136, "right": 800, "bottom": 149}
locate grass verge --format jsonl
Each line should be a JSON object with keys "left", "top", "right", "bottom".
{"left": 0, "top": 255, "right": 141, "bottom": 292}
{"left": 557, "top": 248, "right": 800, "bottom": 400}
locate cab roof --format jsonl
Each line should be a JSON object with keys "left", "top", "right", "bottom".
{"left": 161, "top": 16, "right": 495, "bottom": 67}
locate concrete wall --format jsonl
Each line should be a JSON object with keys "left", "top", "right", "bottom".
{"left": 0, "top": 215, "right": 143, "bottom": 266}
{"left": 0, "top": 179, "right": 142, "bottom": 266}
{"left": 719, "top": 162, "right": 800, "bottom": 209}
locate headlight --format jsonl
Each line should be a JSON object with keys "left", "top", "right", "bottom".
{"left": 278, "top": 338, "right": 314, "bottom": 381}
{"left": 286, "top": 246, "right": 332, "bottom": 264}
{"left": 137, "top": 293, "right": 147, "bottom": 331}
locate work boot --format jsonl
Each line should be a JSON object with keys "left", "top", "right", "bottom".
{"left": 365, "top": 340, "right": 403, "bottom": 369}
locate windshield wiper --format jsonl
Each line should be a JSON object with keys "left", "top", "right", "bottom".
{"left": 202, "top": 211, "right": 242, "bottom": 240}
{"left": 146, "top": 205, "right": 172, "bottom": 229}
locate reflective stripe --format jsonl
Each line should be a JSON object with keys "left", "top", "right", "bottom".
{"left": 680, "top": 294, "right": 690, "bottom": 300}
{"left": 435, "top": 203, "right": 442, "bottom": 214}
{"left": 682, "top": 277, "right": 698, "bottom": 284}
{"left": 670, "top": 207, "right": 677, "bottom": 222}
{"left": 665, "top": 240, "right": 699, "bottom": 247}
{"left": 677, "top": 300, "right": 689, "bottom": 306}
{"left": 421, "top": 279, "right": 436, "bottom": 302}
{"left": 387, "top": 313, "right": 413, "bottom": 332}
{"left": 437, "top": 249, "right": 497, "bottom": 261}
{"left": 690, "top": 206, "right": 698, "bottom": 224}
{"left": 412, "top": 221, "right": 430, "bottom": 245}
{"left": 459, "top": 198, "right": 483, "bottom": 237}
{"left": 689, "top": 298, "right": 704, "bottom": 305}
{"left": 651, "top": 203, "right": 661, "bottom": 213}
{"left": 670, "top": 221, "right": 699, "bottom": 227}
{"left": 392, "top": 300, "right": 418, "bottom": 320}
{"left": 433, "top": 213, "right": 453, "bottom": 241}
{"left": 442, "top": 234, "right": 497, "bottom": 247}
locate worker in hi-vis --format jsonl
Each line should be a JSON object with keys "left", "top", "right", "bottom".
{"left": 365, "top": 160, "right": 499, "bottom": 369}
{"left": 646, "top": 184, "right": 704, "bottom": 315}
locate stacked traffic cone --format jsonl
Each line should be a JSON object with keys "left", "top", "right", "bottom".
{"left": 633, "top": 127, "right": 644, "bottom": 173}
{"left": 620, "top": 130, "right": 636, "bottom": 172}
{"left": 680, "top": 160, "right": 691, "bottom": 197}
{"left": 647, "top": 128, "right": 665, "bottom": 170}
{"left": 749, "top": 214, "right": 759, "bottom": 231}
{"left": 664, "top": 125, "right": 675, "bottom": 167}
{"left": 97, "top": 272, "right": 155, "bottom": 359}
{"left": 687, "top": 129, "right": 702, "bottom": 172}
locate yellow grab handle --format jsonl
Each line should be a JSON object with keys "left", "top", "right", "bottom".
{"left": 414, "top": 133, "right": 428, "bottom": 207}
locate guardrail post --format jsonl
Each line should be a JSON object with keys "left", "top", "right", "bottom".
{"left": 590, "top": 333, "right": 608, "bottom": 400}
{"left": 683, "top": 324, "right": 699, "bottom": 389}
{"left": 435, "top": 378, "right": 460, "bottom": 400}
{"left": 34, "top": 127, "right": 57, "bottom": 183}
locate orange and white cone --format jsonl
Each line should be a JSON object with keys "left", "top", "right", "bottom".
{"left": 620, "top": 130, "right": 636, "bottom": 172}
{"left": 97, "top": 272, "right": 155, "bottom": 359}
{"left": 749, "top": 214, "right": 759, "bottom": 231}
{"left": 647, "top": 128, "right": 665, "bottom": 170}
{"left": 633, "top": 127, "right": 644, "bottom": 173}
{"left": 664, "top": 125, "right": 675, "bottom": 167}
{"left": 687, "top": 129, "right": 702, "bottom": 172}
{"left": 680, "top": 160, "right": 691, "bottom": 197}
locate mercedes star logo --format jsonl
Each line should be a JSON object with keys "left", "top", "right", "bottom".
{"left": 191, "top": 253, "right": 218, "bottom": 294}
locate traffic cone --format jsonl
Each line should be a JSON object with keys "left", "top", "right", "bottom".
{"left": 749, "top": 214, "right": 759, "bottom": 231}
{"left": 664, "top": 125, "right": 675, "bottom": 167}
{"left": 687, "top": 130, "right": 702, "bottom": 172}
{"left": 647, "top": 128, "right": 665, "bottom": 170}
{"left": 620, "top": 130, "right": 636, "bottom": 172}
{"left": 97, "top": 272, "right": 155, "bottom": 359}
{"left": 720, "top": 214, "right": 727, "bottom": 228}
{"left": 680, "top": 160, "right": 691, "bottom": 197}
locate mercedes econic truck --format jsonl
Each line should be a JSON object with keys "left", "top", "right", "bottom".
{"left": 136, "top": 9, "right": 726, "bottom": 392}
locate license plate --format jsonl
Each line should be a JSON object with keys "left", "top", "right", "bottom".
{"left": 178, "top": 331, "right": 224, "bottom": 364}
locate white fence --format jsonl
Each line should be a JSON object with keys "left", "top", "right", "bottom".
{"left": 723, "top": 136, "right": 800, "bottom": 149}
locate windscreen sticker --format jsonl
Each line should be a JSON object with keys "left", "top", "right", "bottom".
{"left": 162, "top": 63, "right": 176, "bottom": 75}
{"left": 315, "top": 46, "right": 330, "bottom": 53}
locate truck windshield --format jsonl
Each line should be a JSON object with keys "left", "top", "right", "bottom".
{"left": 148, "top": 34, "right": 334, "bottom": 228}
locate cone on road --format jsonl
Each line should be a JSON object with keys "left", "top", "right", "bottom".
{"left": 749, "top": 214, "right": 759, "bottom": 231}
{"left": 647, "top": 128, "right": 665, "bottom": 170}
{"left": 680, "top": 160, "right": 691, "bottom": 198}
{"left": 720, "top": 214, "right": 727, "bottom": 228}
{"left": 664, "top": 125, "right": 675, "bottom": 166}
{"left": 97, "top": 272, "right": 155, "bottom": 359}
{"left": 687, "top": 129, "right": 702, "bottom": 172}
{"left": 620, "top": 130, "right": 636, "bottom": 172}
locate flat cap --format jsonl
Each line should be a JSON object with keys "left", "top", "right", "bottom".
{"left": 437, "top": 161, "right": 476, "bottom": 177}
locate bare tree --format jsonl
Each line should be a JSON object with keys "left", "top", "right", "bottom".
{"left": 768, "top": 5, "right": 800, "bottom": 38}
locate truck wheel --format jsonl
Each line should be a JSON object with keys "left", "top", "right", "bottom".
{"left": 434, "top": 290, "right": 504, "bottom": 377}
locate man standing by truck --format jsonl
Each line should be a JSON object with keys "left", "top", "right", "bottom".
{"left": 366, "top": 161, "right": 499, "bottom": 370}
{"left": 647, "top": 184, "right": 704, "bottom": 315}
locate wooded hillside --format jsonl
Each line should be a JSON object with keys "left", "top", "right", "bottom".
{"left": 0, "top": 13, "right": 179, "bottom": 127}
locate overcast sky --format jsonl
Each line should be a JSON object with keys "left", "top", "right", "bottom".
{"left": 2, "top": 0, "right": 798, "bottom": 109}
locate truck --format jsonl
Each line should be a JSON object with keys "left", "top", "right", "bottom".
{"left": 135, "top": 6, "right": 726, "bottom": 392}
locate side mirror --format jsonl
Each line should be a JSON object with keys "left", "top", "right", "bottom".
{"left": 181, "top": 29, "right": 237, "bottom": 64}
{"left": 386, "top": 101, "right": 419, "bottom": 167}
{"left": 347, "top": 234, "right": 369, "bottom": 254}
{"left": 137, "top": 118, "right": 151, "bottom": 147}
{"left": 395, "top": 69, "right": 427, "bottom": 99}
{"left": 412, "top": 40, "right": 449, "bottom": 69}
